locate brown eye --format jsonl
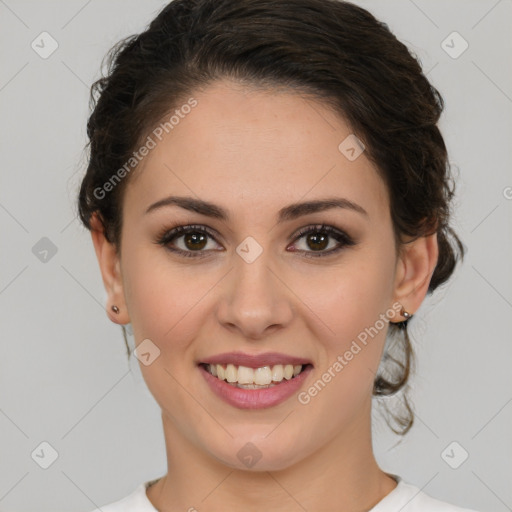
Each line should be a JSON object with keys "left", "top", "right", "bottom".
{"left": 290, "top": 224, "right": 355, "bottom": 257}
{"left": 305, "top": 232, "right": 329, "bottom": 251}
{"left": 157, "top": 225, "right": 222, "bottom": 258}
{"left": 183, "top": 232, "right": 208, "bottom": 250}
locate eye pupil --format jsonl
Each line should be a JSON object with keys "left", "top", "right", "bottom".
{"left": 307, "top": 233, "right": 328, "bottom": 251}
{"left": 185, "top": 233, "right": 207, "bottom": 250}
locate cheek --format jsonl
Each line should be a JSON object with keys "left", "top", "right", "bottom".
{"left": 291, "top": 237, "right": 397, "bottom": 404}
{"left": 296, "top": 242, "right": 397, "bottom": 344}
{"left": 120, "top": 246, "right": 211, "bottom": 421}
{"left": 121, "top": 240, "right": 206, "bottom": 341}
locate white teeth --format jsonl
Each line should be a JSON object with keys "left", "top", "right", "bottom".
{"left": 272, "top": 364, "right": 284, "bottom": 381}
{"left": 225, "top": 363, "right": 237, "bottom": 383}
{"left": 207, "top": 363, "right": 304, "bottom": 385}
{"left": 237, "top": 365, "right": 255, "bottom": 384}
{"left": 254, "top": 366, "right": 272, "bottom": 385}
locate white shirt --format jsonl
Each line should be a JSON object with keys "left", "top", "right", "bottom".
{"left": 89, "top": 475, "right": 480, "bottom": 511}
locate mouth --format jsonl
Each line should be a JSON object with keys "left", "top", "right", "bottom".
{"left": 198, "top": 355, "right": 314, "bottom": 409}
{"left": 199, "top": 362, "right": 313, "bottom": 389}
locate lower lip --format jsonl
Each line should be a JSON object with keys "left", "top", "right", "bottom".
{"left": 199, "top": 364, "right": 313, "bottom": 409}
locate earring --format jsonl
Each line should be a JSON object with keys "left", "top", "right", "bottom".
{"left": 400, "top": 306, "right": 412, "bottom": 320}
{"left": 111, "top": 305, "right": 120, "bottom": 314}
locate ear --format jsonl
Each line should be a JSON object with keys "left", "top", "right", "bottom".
{"left": 90, "top": 213, "right": 130, "bottom": 325}
{"left": 392, "top": 232, "right": 439, "bottom": 320}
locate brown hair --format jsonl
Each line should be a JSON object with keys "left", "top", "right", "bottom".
{"left": 77, "top": 0, "right": 465, "bottom": 435}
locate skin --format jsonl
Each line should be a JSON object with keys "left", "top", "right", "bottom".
{"left": 90, "top": 79, "right": 438, "bottom": 512}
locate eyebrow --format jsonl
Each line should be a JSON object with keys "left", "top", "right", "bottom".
{"left": 145, "top": 195, "right": 368, "bottom": 221}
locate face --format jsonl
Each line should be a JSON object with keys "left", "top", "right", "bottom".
{"left": 96, "top": 79, "right": 432, "bottom": 472}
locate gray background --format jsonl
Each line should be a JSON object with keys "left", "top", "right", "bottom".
{"left": 0, "top": 0, "right": 511, "bottom": 511}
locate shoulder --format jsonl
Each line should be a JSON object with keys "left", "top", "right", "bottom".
{"left": 87, "top": 481, "right": 158, "bottom": 512}
{"left": 372, "top": 477, "right": 481, "bottom": 512}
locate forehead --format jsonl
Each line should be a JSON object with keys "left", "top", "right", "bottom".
{"left": 124, "top": 80, "right": 389, "bottom": 222}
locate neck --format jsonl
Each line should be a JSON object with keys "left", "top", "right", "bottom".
{"left": 147, "top": 403, "right": 397, "bottom": 512}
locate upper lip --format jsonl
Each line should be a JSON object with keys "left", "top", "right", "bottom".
{"left": 199, "top": 351, "right": 312, "bottom": 368}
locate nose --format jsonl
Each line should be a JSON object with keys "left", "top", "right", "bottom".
{"left": 215, "top": 244, "right": 294, "bottom": 340}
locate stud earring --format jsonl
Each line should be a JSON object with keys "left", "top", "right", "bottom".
{"left": 111, "top": 305, "right": 120, "bottom": 314}
{"left": 400, "top": 306, "right": 412, "bottom": 320}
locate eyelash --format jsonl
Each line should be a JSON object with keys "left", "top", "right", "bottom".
{"left": 155, "top": 224, "right": 356, "bottom": 259}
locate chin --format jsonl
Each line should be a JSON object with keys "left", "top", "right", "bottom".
{"left": 206, "top": 430, "right": 310, "bottom": 472}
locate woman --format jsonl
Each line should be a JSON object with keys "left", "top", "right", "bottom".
{"left": 78, "top": 0, "right": 477, "bottom": 510}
